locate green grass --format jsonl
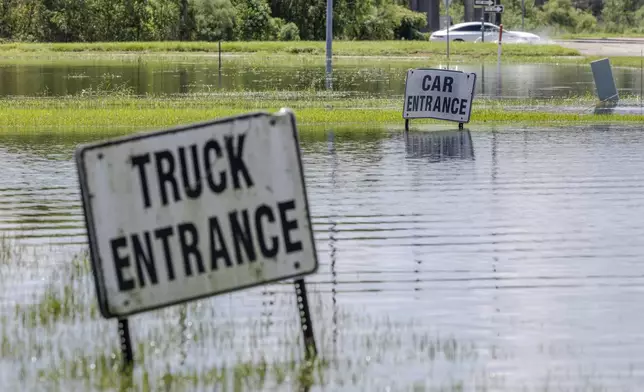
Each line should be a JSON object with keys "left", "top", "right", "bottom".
{"left": 584, "top": 55, "right": 644, "bottom": 68}
{"left": 5, "top": 39, "right": 644, "bottom": 71}
{"left": 0, "top": 94, "right": 641, "bottom": 136}
{"left": 2, "top": 245, "right": 488, "bottom": 391}
{"left": 0, "top": 40, "right": 581, "bottom": 58}
{"left": 15, "top": 252, "right": 98, "bottom": 328}
{"left": 35, "top": 351, "right": 331, "bottom": 391}
{"left": 0, "top": 50, "right": 581, "bottom": 67}
{"left": 1, "top": 41, "right": 643, "bottom": 69}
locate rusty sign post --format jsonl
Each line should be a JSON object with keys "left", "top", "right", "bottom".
{"left": 75, "top": 108, "right": 319, "bottom": 370}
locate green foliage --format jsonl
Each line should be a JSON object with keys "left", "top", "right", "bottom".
{"left": 143, "top": 0, "right": 181, "bottom": 40}
{"left": 0, "top": 0, "right": 641, "bottom": 42}
{"left": 392, "top": 5, "right": 427, "bottom": 40}
{"left": 195, "top": 0, "right": 236, "bottom": 41}
{"left": 575, "top": 12, "right": 598, "bottom": 32}
{"left": 501, "top": 0, "right": 643, "bottom": 36}
{"left": 601, "top": 0, "right": 644, "bottom": 32}
{"left": 347, "top": 3, "right": 427, "bottom": 40}
{"left": 539, "top": 0, "right": 591, "bottom": 33}
{"left": 279, "top": 22, "right": 300, "bottom": 41}
{"left": 235, "top": 0, "right": 275, "bottom": 40}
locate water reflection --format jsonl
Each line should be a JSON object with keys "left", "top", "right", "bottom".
{"left": 4, "top": 125, "right": 644, "bottom": 389}
{"left": 327, "top": 130, "right": 339, "bottom": 358}
{"left": 0, "top": 60, "right": 641, "bottom": 99}
{"left": 404, "top": 129, "right": 475, "bottom": 161}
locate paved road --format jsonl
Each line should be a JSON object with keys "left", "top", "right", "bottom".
{"left": 553, "top": 38, "right": 644, "bottom": 57}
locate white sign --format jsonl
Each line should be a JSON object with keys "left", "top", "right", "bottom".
{"left": 484, "top": 4, "right": 504, "bottom": 12}
{"left": 75, "top": 109, "right": 319, "bottom": 318}
{"left": 403, "top": 68, "right": 477, "bottom": 123}
{"left": 474, "top": 0, "right": 494, "bottom": 6}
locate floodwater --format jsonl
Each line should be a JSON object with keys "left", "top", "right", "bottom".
{"left": 0, "top": 59, "right": 642, "bottom": 99}
{"left": 2, "top": 124, "right": 644, "bottom": 390}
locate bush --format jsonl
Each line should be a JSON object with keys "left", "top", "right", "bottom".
{"left": 347, "top": 3, "right": 427, "bottom": 40}
{"left": 194, "top": 0, "right": 236, "bottom": 41}
{"left": 576, "top": 12, "right": 598, "bottom": 31}
{"left": 392, "top": 5, "right": 427, "bottom": 40}
{"left": 538, "top": 0, "right": 598, "bottom": 34}
{"left": 234, "top": 0, "right": 274, "bottom": 40}
{"left": 279, "top": 22, "right": 300, "bottom": 41}
{"left": 350, "top": 5, "right": 395, "bottom": 40}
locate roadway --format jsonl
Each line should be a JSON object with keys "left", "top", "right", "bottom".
{"left": 552, "top": 37, "right": 644, "bottom": 57}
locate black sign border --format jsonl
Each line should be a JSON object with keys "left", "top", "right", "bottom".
{"left": 75, "top": 109, "right": 319, "bottom": 319}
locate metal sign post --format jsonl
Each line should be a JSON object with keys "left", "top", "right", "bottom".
{"left": 474, "top": 0, "right": 493, "bottom": 42}
{"left": 325, "top": 0, "right": 333, "bottom": 90}
{"left": 445, "top": 0, "right": 450, "bottom": 61}
{"left": 75, "top": 108, "right": 320, "bottom": 370}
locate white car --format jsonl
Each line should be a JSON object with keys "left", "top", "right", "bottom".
{"left": 429, "top": 22, "right": 540, "bottom": 43}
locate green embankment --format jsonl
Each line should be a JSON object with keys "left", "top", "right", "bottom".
{"left": 0, "top": 95, "right": 641, "bottom": 135}
{"left": 0, "top": 40, "right": 578, "bottom": 57}
{"left": 1, "top": 40, "right": 642, "bottom": 68}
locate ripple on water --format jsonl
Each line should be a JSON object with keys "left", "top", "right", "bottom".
{"left": 2, "top": 125, "right": 644, "bottom": 390}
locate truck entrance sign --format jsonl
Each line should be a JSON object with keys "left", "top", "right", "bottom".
{"left": 75, "top": 109, "right": 319, "bottom": 369}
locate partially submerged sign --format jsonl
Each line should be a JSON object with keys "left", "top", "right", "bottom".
{"left": 590, "top": 58, "right": 619, "bottom": 102}
{"left": 76, "top": 109, "right": 318, "bottom": 319}
{"left": 403, "top": 68, "right": 477, "bottom": 126}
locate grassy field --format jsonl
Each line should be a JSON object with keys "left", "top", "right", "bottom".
{"left": 0, "top": 40, "right": 580, "bottom": 58}
{"left": 1, "top": 40, "right": 643, "bottom": 69}
{"left": 0, "top": 93, "right": 641, "bottom": 135}
{"left": 593, "top": 56, "right": 644, "bottom": 68}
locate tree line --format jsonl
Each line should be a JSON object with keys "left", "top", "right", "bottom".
{"left": 0, "top": 0, "right": 429, "bottom": 42}
{"left": 0, "top": 0, "right": 642, "bottom": 43}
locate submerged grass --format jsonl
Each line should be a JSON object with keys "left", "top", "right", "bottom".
{"left": 35, "top": 352, "right": 331, "bottom": 391}
{"left": 0, "top": 93, "right": 641, "bottom": 135}
{"left": 2, "top": 247, "right": 488, "bottom": 391}
{"left": 15, "top": 253, "right": 98, "bottom": 328}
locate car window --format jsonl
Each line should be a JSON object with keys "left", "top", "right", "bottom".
{"left": 453, "top": 25, "right": 481, "bottom": 32}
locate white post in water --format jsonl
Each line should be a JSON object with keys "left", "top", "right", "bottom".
{"left": 326, "top": 0, "right": 333, "bottom": 90}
